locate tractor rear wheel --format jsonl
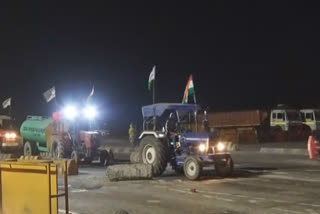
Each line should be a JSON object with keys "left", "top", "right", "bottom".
{"left": 138, "top": 136, "right": 168, "bottom": 177}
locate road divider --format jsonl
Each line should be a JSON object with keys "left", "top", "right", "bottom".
{"left": 107, "top": 163, "right": 152, "bottom": 181}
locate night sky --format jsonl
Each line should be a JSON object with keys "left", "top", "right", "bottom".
{"left": 1, "top": 2, "right": 320, "bottom": 132}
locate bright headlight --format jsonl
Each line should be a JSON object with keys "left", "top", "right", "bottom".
{"left": 5, "top": 132, "right": 17, "bottom": 139}
{"left": 63, "top": 105, "right": 78, "bottom": 120}
{"left": 83, "top": 106, "right": 97, "bottom": 119}
{"left": 217, "top": 142, "right": 226, "bottom": 151}
{"left": 199, "top": 143, "right": 206, "bottom": 152}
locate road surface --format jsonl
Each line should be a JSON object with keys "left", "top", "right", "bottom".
{"left": 56, "top": 142, "right": 320, "bottom": 214}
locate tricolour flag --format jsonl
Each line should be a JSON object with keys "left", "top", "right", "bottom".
{"left": 43, "top": 87, "right": 56, "bottom": 103}
{"left": 87, "top": 85, "right": 95, "bottom": 102}
{"left": 148, "top": 66, "right": 156, "bottom": 90}
{"left": 182, "top": 75, "right": 196, "bottom": 104}
{"left": 2, "top": 98, "right": 11, "bottom": 109}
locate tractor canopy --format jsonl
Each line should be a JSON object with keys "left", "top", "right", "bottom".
{"left": 142, "top": 103, "right": 200, "bottom": 118}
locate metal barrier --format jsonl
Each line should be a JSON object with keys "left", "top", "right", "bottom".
{"left": 0, "top": 160, "right": 69, "bottom": 214}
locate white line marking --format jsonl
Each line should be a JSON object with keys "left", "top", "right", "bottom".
{"left": 147, "top": 200, "right": 161, "bottom": 203}
{"left": 304, "top": 169, "right": 320, "bottom": 172}
{"left": 272, "top": 199, "right": 289, "bottom": 203}
{"left": 70, "top": 189, "right": 88, "bottom": 193}
{"left": 299, "top": 203, "right": 320, "bottom": 207}
{"left": 58, "top": 209, "right": 80, "bottom": 214}
{"left": 215, "top": 196, "right": 234, "bottom": 202}
{"left": 263, "top": 174, "right": 320, "bottom": 183}
{"left": 254, "top": 197, "right": 265, "bottom": 200}
{"left": 271, "top": 208, "right": 304, "bottom": 214}
{"left": 248, "top": 199, "right": 257, "bottom": 203}
{"left": 169, "top": 188, "right": 190, "bottom": 194}
{"left": 234, "top": 195, "right": 248, "bottom": 198}
{"left": 203, "top": 194, "right": 213, "bottom": 199}
{"left": 196, "top": 190, "right": 231, "bottom": 196}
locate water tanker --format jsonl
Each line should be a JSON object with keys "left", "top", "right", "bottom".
{"left": 20, "top": 115, "right": 72, "bottom": 157}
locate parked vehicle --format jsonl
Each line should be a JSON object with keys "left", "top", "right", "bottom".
{"left": 0, "top": 115, "right": 22, "bottom": 153}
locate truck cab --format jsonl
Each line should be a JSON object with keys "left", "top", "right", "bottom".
{"left": 300, "top": 109, "right": 320, "bottom": 131}
{"left": 270, "top": 109, "right": 302, "bottom": 131}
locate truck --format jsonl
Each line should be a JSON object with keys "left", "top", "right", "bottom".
{"left": 0, "top": 115, "right": 22, "bottom": 153}
{"left": 136, "top": 103, "right": 233, "bottom": 180}
{"left": 201, "top": 106, "right": 308, "bottom": 143}
{"left": 20, "top": 113, "right": 111, "bottom": 165}
{"left": 300, "top": 109, "right": 320, "bottom": 132}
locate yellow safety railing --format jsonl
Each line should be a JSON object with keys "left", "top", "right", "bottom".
{"left": 0, "top": 160, "right": 69, "bottom": 214}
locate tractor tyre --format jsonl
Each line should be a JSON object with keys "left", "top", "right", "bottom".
{"left": 51, "top": 140, "right": 65, "bottom": 159}
{"left": 215, "top": 155, "right": 234, "bottom": 177}
{"left": 184, "top": 156, "right": 202, "bottom": 180}
{"left": 24, "top": 141, "right": 36, "bottom": 156}
{"left": 138, "top": 135, "right": 168, "bottom": 177}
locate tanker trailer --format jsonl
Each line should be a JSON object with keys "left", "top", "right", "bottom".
{"left": 20, "top": 115, "right": 73, "bottom": 158}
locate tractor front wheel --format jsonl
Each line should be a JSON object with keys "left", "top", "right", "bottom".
{"left": 139, "top": 136, "right": 168, "bottom": 177}
{"left": 51, "top": 140, "right": 65, "bottom": 159}
{"left": 184, "top": 156, "right": 202, "bottom": 180}
{"left": 71, "top": 150, "right": 79, "bottom": 165}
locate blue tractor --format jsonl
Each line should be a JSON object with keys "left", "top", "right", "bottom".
{"left": 137, "top": 103, "right": 233, "bottom": 180}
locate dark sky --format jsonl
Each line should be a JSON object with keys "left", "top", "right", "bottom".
{"left": 0, "top": 1, "right": 320, "bottom": 131}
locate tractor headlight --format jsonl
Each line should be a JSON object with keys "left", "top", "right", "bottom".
{"left": 199, "top": 143, "right": 207, "bottom": 152}
{"left": 216, "top": 142, "right": 226, "bottom": 151}
{"left": 63, "top": 105, "right": 78, "bottom": 120}
{"left": 5, "top": 132, "right": 17, "bottom": 139}
{"left": 83, "top": 106, "right": 97, "bottom": 120}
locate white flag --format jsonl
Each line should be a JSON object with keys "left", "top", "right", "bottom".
{"left": 148, "top": 66, "right": 156, "bottom": 90}
{"left": 43, "top": 87, "right": 56, "bottom": 103}
{"left": 2, "top": 98, "right": 11, "bottom": 109}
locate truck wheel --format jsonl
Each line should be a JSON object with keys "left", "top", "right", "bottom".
{"left": 184, "top": 156, "right": 201, "bottom": 180}
{"left": 215, "top": 155, "right": 233, "bottom": 177}
{"left": 139, "top": 136, "right": 168, "bottom": 177}
{"left": 24, "top": 142, "right": 35, "bottom": 156}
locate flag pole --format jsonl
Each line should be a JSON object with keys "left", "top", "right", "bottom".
{"left": 153, "top": 69, "right": 155, "bottom": 104}
{"left": 9, "top": 103, "right": 12, "bottom": 120}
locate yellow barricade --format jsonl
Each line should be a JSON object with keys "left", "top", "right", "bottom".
{"left": 0, "top": 160, "right": 69, "bottom": 214}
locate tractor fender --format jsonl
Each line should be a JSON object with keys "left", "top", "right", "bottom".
{"left": 138, "top": 131, "right": 166, "bottom": 140}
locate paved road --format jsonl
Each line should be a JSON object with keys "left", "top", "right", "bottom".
{"left": 57, "top": 149, "right": 320, "bottom": 214}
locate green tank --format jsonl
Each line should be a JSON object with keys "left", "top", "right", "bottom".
{"left": 20, "top": 116, "right": 53, "bottom": 145}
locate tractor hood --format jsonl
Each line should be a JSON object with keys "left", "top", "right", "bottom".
{"left": 180, "top": 132, "right": 209, "bottom": 145}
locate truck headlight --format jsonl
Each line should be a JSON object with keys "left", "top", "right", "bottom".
{"left": 199, "top": 143, "right": 207, "bottom": 152}
{"left": 216, "top": 142, "right": 226, "bottom": 151}
{"left": 63, "top": 105, "right": 78, "bottom": 120}
{"left": 5, "top": 132, "right": 17, "bottom": 139}
{"left": 83, "top": 106, "right": 97, "bottom": 120}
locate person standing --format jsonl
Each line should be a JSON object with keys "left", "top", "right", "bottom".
{"left": 129, "top": 123, "right": 136, "bottom": 145}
